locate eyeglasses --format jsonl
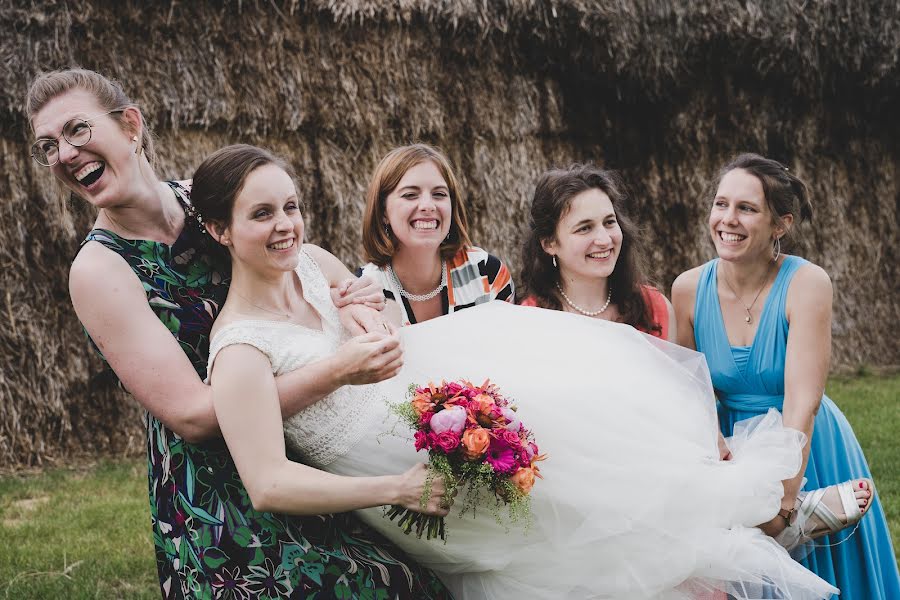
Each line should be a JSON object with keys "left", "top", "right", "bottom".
{"left": 30, "top": 109, "right": 125, "bottom": 167}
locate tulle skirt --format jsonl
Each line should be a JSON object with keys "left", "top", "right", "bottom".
{"left": 324, "top": 303, "right": 838, "bottom": 599}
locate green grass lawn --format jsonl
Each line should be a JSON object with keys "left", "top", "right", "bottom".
{"left": 1, "top": 374, "right": 898, "bottom": 598}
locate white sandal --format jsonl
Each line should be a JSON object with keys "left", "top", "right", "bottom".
{"left": 775, "top": 479, "right": 872, "bottom": 551}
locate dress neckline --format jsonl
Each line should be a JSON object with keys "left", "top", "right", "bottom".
{"left": 712, "top": 256, "right": 792, "bottom": 351}
{"left": 85, "top": 181, "right": 193, "bottom": 249}
{"left": 214, "top": 317, "right": 326, "bottom": 337}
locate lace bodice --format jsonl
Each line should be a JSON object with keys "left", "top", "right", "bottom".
{"left": 207, "top": 249, "right": 385, "bottom": 466}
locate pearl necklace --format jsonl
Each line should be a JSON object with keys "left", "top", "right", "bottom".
{"left": 387, "top": 260, "right": 447, "bottom": 302}
{"left": 555, "top": 282, "right": 612, "bottom": 316}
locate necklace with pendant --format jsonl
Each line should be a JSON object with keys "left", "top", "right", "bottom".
{"left": 232, "top": 290, "right": 292, "bottom": 320}
{"left": 720, "top": 261, "right": 774, "bottom": 325}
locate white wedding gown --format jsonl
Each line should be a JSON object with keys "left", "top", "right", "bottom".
{"left": 208, "top": 250, "right": 838, "bottom": 600}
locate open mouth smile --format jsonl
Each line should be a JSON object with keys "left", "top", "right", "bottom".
{"left": 74, "top": 161, "right": 105, "bottom": 188}
{"left": 268, "top": 239, "right": 295, "bottom": 250}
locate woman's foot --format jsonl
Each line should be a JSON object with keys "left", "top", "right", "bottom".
{"left": 773, "top": 478, "right": 874, "bottom": 551}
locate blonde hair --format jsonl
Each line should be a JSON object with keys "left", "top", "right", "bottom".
{"left": 362, "top": 144, "right": 471, "bottom": 266}
{"left": 26, "top": 68, "right": 156, "bottom": 166}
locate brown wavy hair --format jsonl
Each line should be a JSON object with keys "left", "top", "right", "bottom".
{"left": 518, "top": 164, "right": 660, "bottom": 334}
{"left": 362, "top": 144, "right": 472, "bottom": 266}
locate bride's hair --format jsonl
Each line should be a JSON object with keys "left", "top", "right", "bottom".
{"left": 518, "top": 164, "right": 660, "bottom": 335}
{"left": 361, "top": 143, "right": 472, "bottom": 267}
{"left": 192, "top": 144, "right": 296, "bottom": 236}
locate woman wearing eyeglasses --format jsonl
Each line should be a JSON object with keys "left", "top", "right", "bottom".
{"left": 26, "top": 69, "right": 452, "bottom": 600}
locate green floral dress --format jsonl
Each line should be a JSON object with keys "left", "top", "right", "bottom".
{"left": 80, "top": 181, "right": 451, "bottom": 599}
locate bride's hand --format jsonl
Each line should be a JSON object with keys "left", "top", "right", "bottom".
{"left": 333, "top": 330, "right": 403, "bottom": 385}
{"left": 393, "top": 463, "right": 451, "bottom": 517}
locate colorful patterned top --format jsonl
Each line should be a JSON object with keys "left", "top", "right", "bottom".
{"left": 519, "top": 285, "right": 670, "bottom": 339}
{"left": 79, "top": 181, "right": 451, "bottom": 600}
{"left": 360, "top": 246, "right": 514, "bottom": 325}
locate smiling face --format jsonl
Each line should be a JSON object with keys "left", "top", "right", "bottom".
{"left": 709, "top": 168, "right": 789, "bottom": 263}
{"left": 382, "top": 160, "right": 452, "bottom": 256}
{"left": 31, "top": 88, "right": 141, "bottom": 208}
{"left": 220, "top": 164, "right": 304, "bottom": 276}
{"left": 543, "top": 188, "right": 623, "bottom": 282}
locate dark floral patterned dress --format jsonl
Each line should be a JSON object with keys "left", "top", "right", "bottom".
{"left": 79, "top": 181, "right": 451, "bottom": 599}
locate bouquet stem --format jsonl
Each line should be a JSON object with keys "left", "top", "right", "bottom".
{"left": 385, "top": 505, "right": 447, "bottom": 541}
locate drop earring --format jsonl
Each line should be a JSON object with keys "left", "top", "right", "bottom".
{"left": 132, "top": 135, "right": 142, "bottom": 156}
{"left": 552, "top": 255, "right": 557, "bottom": 268}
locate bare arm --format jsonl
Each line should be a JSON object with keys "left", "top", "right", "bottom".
{"left": 210, "top": 343, "right": 447, "bottom": 515}
{"left": 779, "top": 264, "right": 833, "bottom": 508}
{"left": 70, "top": 243, "right": 398, "bottom": 443}
{"left": 671, "top": 269, "right": 700, "bottom": 351}
{"left": 662, "top": 295, "right": 678, "bottom": 343}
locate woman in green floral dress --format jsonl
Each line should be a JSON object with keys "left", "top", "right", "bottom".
{"left": 26, "top": 68, "right": 452, "bottom": 600}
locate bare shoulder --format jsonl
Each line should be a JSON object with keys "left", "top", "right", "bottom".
{"left": 301, "top": 243, "right": 336, "bottom": 272}
{"left": 69, "top": 241, "right": 143, "bottom": 300}
{"left": 786, "top": 260, "right": 832, "bottom": 308}
{"left": 791, "top": 260, "right": 832, "bottom": 291}
{"left": 301, "top": 243, "right": 327, "bottom": 261}
{"left": 301, "top": 243, "right": 352, "bottom": 284}
{"left": 671, "top": 266, "right": 704, "bottom": 301}
{"left": 210, "top": 342, "right": 274, "bottom": 384}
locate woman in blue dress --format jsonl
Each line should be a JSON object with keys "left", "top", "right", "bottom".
{"left": 673, "top": 153, "right": 900, "bottom": 599}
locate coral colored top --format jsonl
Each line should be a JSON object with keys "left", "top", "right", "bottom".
{"left": 519, "top": 285, "right": 669, "bottom": 339}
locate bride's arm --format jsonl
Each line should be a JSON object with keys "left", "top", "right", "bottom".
{"left": 70, "top": 245, "right": 399, "bottom": 444}
{"left": 211, "top": 343, "right": 448, "bottom": 515}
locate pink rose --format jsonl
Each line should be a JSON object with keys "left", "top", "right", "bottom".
{"left": 414, "top": 431, "right": 430, "bottom": 451}
{"left": 432, "top": 431, "right": 460, "bottom": 454}
{"left": 494, "top": 428, "right": 523, "bottom": 450}
{"left": 429, "top": 405, "right": 467, "bottom": 435}
{"left": 419, "top": 411, "right": 434, "bottom": 427}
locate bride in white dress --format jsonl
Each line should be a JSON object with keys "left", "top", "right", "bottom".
{"left": 195, "top": 145, "right": 838, "bottom": 600}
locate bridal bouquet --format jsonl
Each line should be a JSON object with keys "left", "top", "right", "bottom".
{"left": 387, "top": 379, "right": 545, "bottom": 541}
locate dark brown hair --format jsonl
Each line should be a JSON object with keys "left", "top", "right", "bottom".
{"left": 714, "top": 153, "right": 813, "bottom": 248}
{"left": 26, "top": 67, "right": 156, "bottom": 165}
{"left": 362, "top": 144, "right": 472, "bottom": 266}
{"left": 191, "top": 144, "right": 295, "bottom": 232}
{"left": 519, "top": 164, "right": 660, "bottom": 334}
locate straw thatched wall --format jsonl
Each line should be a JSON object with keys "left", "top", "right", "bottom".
{"left": 2, "top": 0, "right": 898, "bottom": 466}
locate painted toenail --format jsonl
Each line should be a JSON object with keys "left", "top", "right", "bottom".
{"left": 859, "top": 482, "right": 864, "bottom": 489}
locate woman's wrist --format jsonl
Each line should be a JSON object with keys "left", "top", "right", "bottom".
{"left": 322, "top": 354, "right": 350, "bottom": 388}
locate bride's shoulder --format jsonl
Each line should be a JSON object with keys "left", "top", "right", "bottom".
{"left": 298, "top": 244, "right": 344, "bottom": 286}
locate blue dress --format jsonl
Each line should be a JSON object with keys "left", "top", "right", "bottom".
{"left": 694, "top": 256, "right": 900, "bottom": 600}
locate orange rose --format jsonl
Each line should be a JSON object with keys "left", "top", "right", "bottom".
{"left": 461, "top": 427, "right": 491, "bottom": 460}
{"left": 510, "top": 467, "right": 536, "bottom": 494}
{"left": 411, "top": 393, "right": 434, "bottom": 416}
